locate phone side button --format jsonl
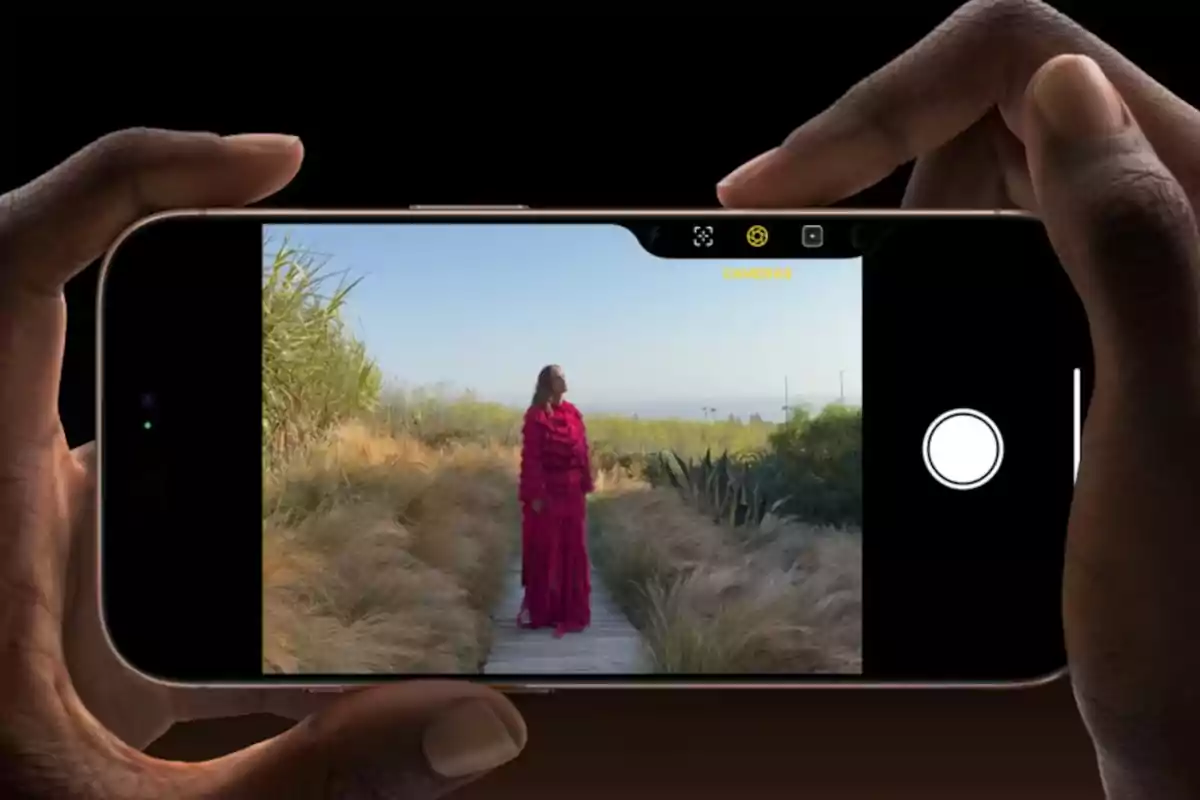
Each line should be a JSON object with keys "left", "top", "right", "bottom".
{"left": 408, "top": 204, "right": 529, "bottom": 210}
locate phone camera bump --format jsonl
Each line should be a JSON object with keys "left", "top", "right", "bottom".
{"left": 801, "top": 225, "right": 824, "bottom": 249}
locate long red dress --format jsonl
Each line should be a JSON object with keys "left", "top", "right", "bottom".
{"left": 518, "top": 400, "right": 594, "bottom": 636}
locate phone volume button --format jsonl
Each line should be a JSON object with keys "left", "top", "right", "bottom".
{"left": 407, "top": 204, "right": 529, "bottom": 210}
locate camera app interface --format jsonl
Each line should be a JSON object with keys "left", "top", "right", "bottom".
{"left": 262, "top": 223, "right": 863, "bottom": 676}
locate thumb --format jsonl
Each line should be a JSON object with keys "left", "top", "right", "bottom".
{"left": 1022, "top": 54, "right": 1200, "bottom": 385}
{"left": 1023, "top": 55, "right": 1200, "bottom": 785}
{"left": 203, "top": 682, "right": 527, "bottom": 799}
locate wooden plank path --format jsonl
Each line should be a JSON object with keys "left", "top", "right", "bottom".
{"left": 484, "top": 560, "right": 650, "bottom": 675}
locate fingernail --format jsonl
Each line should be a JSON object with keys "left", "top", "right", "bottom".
{"left": 1031, "top": 55, "right": 1127, "bottom": 139}
{"left": 718, "top": 147, "right": 781, "bottom": 190}
{"left": 222, "top": 133, "right": 301, "bottom": 151}
{"left": 422, "top": 699, "right": 523, "bottom": 779}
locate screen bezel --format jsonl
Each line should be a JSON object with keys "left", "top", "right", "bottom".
{"left": 97, "top": 209, "right": 1091, "bottom": 688}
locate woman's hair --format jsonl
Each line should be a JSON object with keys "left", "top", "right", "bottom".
{"left": 530, "top": 364, "right": 560, "bottom": 409}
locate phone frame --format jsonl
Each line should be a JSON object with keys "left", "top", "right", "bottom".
{"left": 96, "top": 207, "right": 1083, "bottom": 692}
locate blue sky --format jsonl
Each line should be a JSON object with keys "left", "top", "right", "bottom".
{"left": 264, "top": 223, "right": 862, "bottom": 420}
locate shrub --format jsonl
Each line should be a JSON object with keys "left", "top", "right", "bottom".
{"left": 765, "top": 404, "right": 862, "bottom": 529}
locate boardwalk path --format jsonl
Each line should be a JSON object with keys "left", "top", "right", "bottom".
{"left": 484, "top": 559, "right": 650, "bottom": 675}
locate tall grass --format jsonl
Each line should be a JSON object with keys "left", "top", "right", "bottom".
{"left": 588, "top": 403, "right": 863, "bottom": 674}
{"left": 262, "top": 241, "right": 382, "bottom": 470}
{"left": 589, "top": 475, "right": 862, "bottom": 674}
{"left": 263, "top": 424, "right": 519, "bottom": 673}
{"left": 261, "top": 242, "right": 517, "bottom": 673}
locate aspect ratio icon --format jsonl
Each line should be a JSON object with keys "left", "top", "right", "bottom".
{"left": 746, "top": 225, "right": 769, "bottom": 247}
{"left": 693, "top": 225, "right": 714, "bottom": 248}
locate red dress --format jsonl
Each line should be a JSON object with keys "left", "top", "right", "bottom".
{"left": 518, "top": 400, "right": 594, "bottom": 636}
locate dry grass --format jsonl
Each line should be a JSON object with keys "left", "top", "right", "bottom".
{"left": 589, "top": 471, "right": 862, "bottom": 674}
{"left": 262, "top": 422, "right": 520, "bottom": 674}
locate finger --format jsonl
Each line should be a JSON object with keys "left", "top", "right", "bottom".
{"left": 0, "top": 130, "right": 301, "bottom": 450}
{"left": 901, "top": 110, "right": 1034, "bottom": 210}
{"left": 168, "top": 685, "right": 372, "bottom": 727}
{"left": 1023, "top": 54, "right": 1200, "bottom": 377}
{"left": 0, "top": 128, "right": 303, "bottom": 294}
{"left": 992, "top": 117, "right": 1038, "bottom": 211}
{"left": 717, "top": 0, "right": 1200, "bottom": 207}
{"left": 202, "top": 681, "right": 527, "bottom": 800}
{"left": 1024, "top": 55, "right": 1200, "bottom": 778}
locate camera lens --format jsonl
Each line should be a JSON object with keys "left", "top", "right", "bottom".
{"left": 802, "top": 225, "right": 824, "bottom": 248}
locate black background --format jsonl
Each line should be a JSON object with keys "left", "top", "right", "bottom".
{"left": 2, "top": 5, "right": 1190, "bottom": 797}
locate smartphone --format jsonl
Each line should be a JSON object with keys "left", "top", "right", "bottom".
{"left": 98, "top": 209, "right": 1091, "bottom": 688}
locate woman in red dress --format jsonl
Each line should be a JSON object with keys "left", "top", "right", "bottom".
{"left": 517, "top": 364, "right": 594, "bottom": 637}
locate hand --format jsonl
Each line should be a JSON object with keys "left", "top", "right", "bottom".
{"left": 0, "top": 129, "right": 526, "bottom": 798}
{"left": 719, "top": 5, "right": 1200, "bottom": 796}
{"left": 716, "top": 0, "right": 1200, "bottom": 213}
{"left": 531, "top": 498, "right": 544, "bottom": 513}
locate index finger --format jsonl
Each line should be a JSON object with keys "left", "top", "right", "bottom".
{"left": 0, "top": 128, "right": 303, "bottom": 295}
{"left": 716, "top": 0, "right": 1200, "bottom": 207}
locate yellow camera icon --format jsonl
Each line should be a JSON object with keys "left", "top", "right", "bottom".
{"left": 746, "top": 225, "right": 769, "bottom": 247}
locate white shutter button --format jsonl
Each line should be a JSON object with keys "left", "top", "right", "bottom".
{"left": 922, "top": 409, "right": 1004, "bottom": 490}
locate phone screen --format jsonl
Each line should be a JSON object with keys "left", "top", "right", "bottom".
{"left": 99, "top": 211, "right": 1091, "bottom": 685}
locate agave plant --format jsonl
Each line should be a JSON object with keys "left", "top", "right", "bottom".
{"left": 654, "top": 448, "right": 791, "bottom": 530}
